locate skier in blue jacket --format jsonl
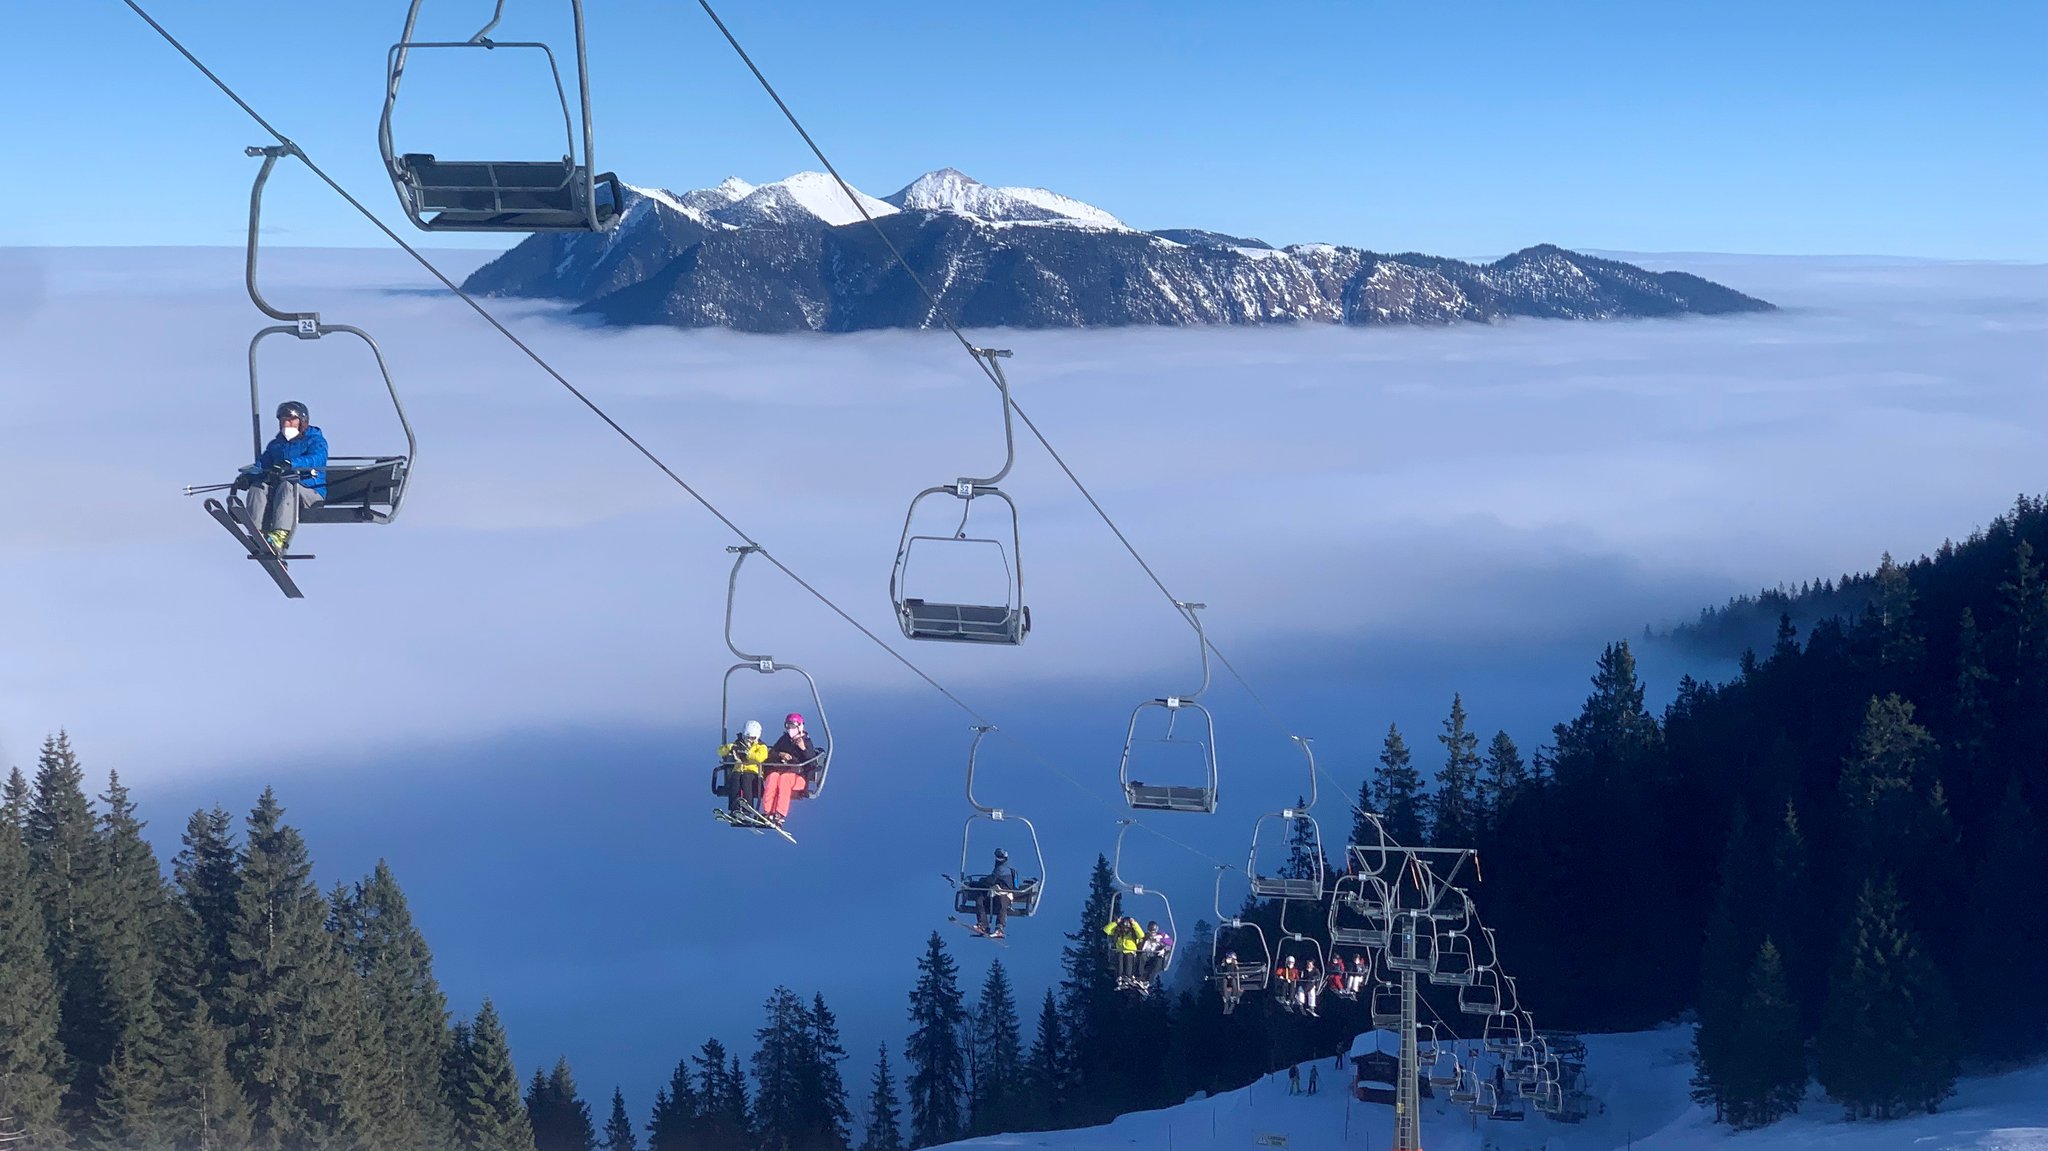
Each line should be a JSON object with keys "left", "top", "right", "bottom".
{"left": 235, "top": 400, "right": 328, "bottom": 554}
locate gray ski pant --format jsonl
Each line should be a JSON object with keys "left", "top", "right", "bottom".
{"left": 247, "top": 479, "right": 321, "bottom": 535}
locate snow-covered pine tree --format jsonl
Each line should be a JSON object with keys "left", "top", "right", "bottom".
{"left": 903, "top": 932, "right": 968, "bottom": 1148}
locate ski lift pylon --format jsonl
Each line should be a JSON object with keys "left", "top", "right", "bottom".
{"left": 890, "top": 348, "right": 1030, "bottom": 645}
{"left": 1119, "top": 602, "right": 1219, "bottom": 812}
{"left": 379, "top": 0, "right": 622, "bottom": 232}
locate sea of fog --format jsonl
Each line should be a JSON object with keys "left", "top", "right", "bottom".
{"left": 0, "top": 245, "right": 2041, "bottom": 1113}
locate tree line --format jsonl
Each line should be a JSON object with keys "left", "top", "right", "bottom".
{"left": 1351, "top": 495, "right": 2048, "bottom": 1129}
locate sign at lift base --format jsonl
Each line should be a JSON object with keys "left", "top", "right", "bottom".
{"left": 1253, "top": 1136, "right": 1288, "bottom": 1148}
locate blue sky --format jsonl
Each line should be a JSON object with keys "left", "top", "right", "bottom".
{"left": 7, "top": 0, "right": 2044, "bottom": 256}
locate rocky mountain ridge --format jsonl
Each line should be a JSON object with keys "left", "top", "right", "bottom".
{"left": 461, "top": 168, "right": 1774, "bottom": 332}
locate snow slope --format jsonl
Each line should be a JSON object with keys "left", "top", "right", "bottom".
{"left": 940, "top": 1028, "right": 2048, "bottom": 1151}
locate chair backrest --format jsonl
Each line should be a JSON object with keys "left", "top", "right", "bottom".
{"left": 302, "top": 458, "right": 407, "bottom": 524}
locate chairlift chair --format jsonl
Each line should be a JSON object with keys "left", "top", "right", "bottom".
{"left": 380, "top": 0, "right": 622, "bottom": 232}
{"left": 1108, "top": 821, "right": 1179, "bottom": 985}
{"left": 945, "top": 725, "right": 1046, "bottom": 922}
{"left": 891, "top": 348, "right": 1031, "bottom": 645}
{"left": 1425, "top": 1044, "right": 1461, "bottom": 1089}
{"left": 1120, "top": 602, "right": 1219, "bottom": 812}
{"left": 1449, "top": 1064, "right": 1480, "bottom": 1105}
{"left": 1482, "top": 1009, "right": 1524, "bottom": 1055}
{"left": 1209, "top": 867, "right": 1271, "bottom": 1008}
{"left": 202, "top": 146, "right": 418, "bottom": 598}
{"left": 1368, "top": 955, "right": 1403, "bottom": 1029}
{"left": 1329, "top": 873, "right": 1394, "bottom": 947}
{"left": 714, "top": 547, "right": 833, "bottom": 812}
{"left": 1385, "top": 909, "right": 1437, "bottom": 974}
{"left": 1459, "top": 967, "right": 1505, "bottom": 1016}
{"left": 1248, "top": 736, "right": 1325, "bottom": 899}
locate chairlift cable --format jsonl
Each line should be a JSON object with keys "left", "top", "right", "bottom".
{"left": 115, "top": 0, "right": 1233, "bottom": 873}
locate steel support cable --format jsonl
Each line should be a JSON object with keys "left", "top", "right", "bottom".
{"left": 115, "top": 0, "right": 1231, "bottom": 873}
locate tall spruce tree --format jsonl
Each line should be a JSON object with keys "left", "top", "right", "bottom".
{"left": 643, "top": 1057, "right": 698, "bottom": 1151}
{"left": 89, "top": 771, "right": 174, "bottom": 1148}
{"left": 336, "top": 861, "right": 453, "bottom": 1151}
{"left": 1868, "top": 553, "right": 1926, "bottom": 667}
{"left": 601, "top": 1088, "right": 635, "bottom": 1151}
{"left": 804, "top": 995, "right": 852, "bottom": 1151}
{"left": 526, "top": 1058, "right": 595, "bottom": 1151}
{"left": 1021, "top": 991, "right": 1065, "bottom": 1127}
{"left": 453, "top": 1001, "right": 533, "bottom": 1151}
{"left": 968, "top": 961, "right": 1023, "bottom": 1136}
{"left": 1727, "top": 940, "right": 1807, "bottom": 1128}
{"left": 172, "top": 807, "right": 242, "bottom": 1014}
{"left": 1432, "top": 695, "right": 1482, "bottom": 846}
{"left": 689, "top": 1040, "right": 749, "bottom": 1151}
{"left": 1478, "top": 731, "right": 1528, "bottom": 832}
{"left": 27, "top": 732, "right": 117, "bottom": 1122}
{"left": 1280, "top": 800, "right": 1327, "bottom": 884}
{"left": 0, "top": 768, "right": 66, "bottom": 1146}
{"left": 1691, "top": 808, "right": 1769, "bottom": 1123}
{"left": 858, "top": 1045, "right": 903, "bottom": 1151}
{"left": 221, "top": 789, "right": 371, "bottom": 1151}
{"left": 903, "top": 932, "right": 968, "bottom": 1148}
{"left": 1960, "top": 776, "right": 2048, "bottom": 1059}
{"left": 1055, "top": 858, "right": 1119, "bottom": 1116}
{"left": 1816, "top": 877, "right": 1959, "bottom": 1119}
{"left": 751, "top": 987, "right": 810, "bottom": 1151}
{"left": 1370, "top": 725, "right": 1425, "bottom": 844}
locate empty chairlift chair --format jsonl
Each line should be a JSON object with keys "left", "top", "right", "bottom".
{"left": 1120, "top": 602, "right": 1219, "bottom": 812}
{"left": 1247, "top": 736, "right": 1326, "bottom": 899}
{"left": 891, "top": 349, "right": 1031, "bottom": 645}
{"left": 380, "top": 0, "right": 622, "bottom": 232}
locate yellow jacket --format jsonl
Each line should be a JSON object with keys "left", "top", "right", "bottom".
{"left": 719, "top": 738, "right": 769, "bottom": 775}
{"left": 1103, "top": 919, "right": 1146, "bottom": 954}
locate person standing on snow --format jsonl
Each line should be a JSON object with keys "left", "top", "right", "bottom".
{"left": 759, "top": 713, "right": 819, "bottom": 826}
{"left": 234, "top": 400, "right": 327, "bottom": 554}
{"left": 1308, "top": 1065, "right": 1320, "bottom": 1096}
{"left": 718, "top": 720, "right": 769, "bottom": 815}
{"left": 970, "top": 848, "right": 1019, "bottom": 938}
{"left": 1287, "top": 1064, "right": 1301, "bottom": 1095}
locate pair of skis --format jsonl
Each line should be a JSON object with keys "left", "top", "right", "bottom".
{"left": 713, "top": 800, "right": 797, "bottom": 843}
{"left": 947, "top": 918, "right": 1009, "bottom": 947}
{"left": 204, "top": 494, "right": 307, "bottom": 599}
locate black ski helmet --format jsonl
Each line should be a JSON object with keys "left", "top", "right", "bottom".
{"left": 276, "top": 400, "right": 309, "bottom": 422}
{"left": 993, "top": 848, "right": 1009, "bottom": 862}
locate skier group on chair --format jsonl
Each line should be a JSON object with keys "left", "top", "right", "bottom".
{"left": 717, "top": 714, "right": 822, "bottom": 830}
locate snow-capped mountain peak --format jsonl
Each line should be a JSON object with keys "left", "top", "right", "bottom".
{"left": 722, "top": 171, "right": 898, "bottom": 228}
{"left": 885, "top": 168, "right": 1127, "bottom": 229}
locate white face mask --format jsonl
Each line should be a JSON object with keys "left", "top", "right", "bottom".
{"left": 281, "top": 425, "right": 301, "bottom": 440}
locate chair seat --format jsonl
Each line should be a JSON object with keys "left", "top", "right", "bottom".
{"left": 1125, "top": 783, "right": 1216, "bottom": 813}
{"left": 398, "top": 154, "right": 621, "bottom": 232}
{"left": 953, "top": 877, "right": 1042, "bottom": 917}
{"left": 1249, "top": 876, "right": 1323, "bottom": 901}
{"left": 300, "top": 458, "right": 407, "bottom": 525}
{"left": 900, "top": 598, "right": 1028, "bottom": 644}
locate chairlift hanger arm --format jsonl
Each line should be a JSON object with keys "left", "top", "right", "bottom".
{"left": 957, "top": 347, "right": 1017, "bottom": 490}
{"left": 964, "top": 724, "right": 999, "bottom": 813}
{"left": 724, "top": 545, "right": 773, "bottom": 665}
{"left": 245, "top": 146, "right": 317, "bottom": 327}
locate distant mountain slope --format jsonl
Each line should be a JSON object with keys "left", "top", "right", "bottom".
{"left": 462, "top": 168, "right": 1774, "bottom": 333}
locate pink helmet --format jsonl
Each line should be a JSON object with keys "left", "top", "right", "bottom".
{"left": 785, "top": 713, "right": 805, "bottom": 727}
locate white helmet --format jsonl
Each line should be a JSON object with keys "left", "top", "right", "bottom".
{"left": 742, "top": 720, "right": 763, "bottom": 740}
